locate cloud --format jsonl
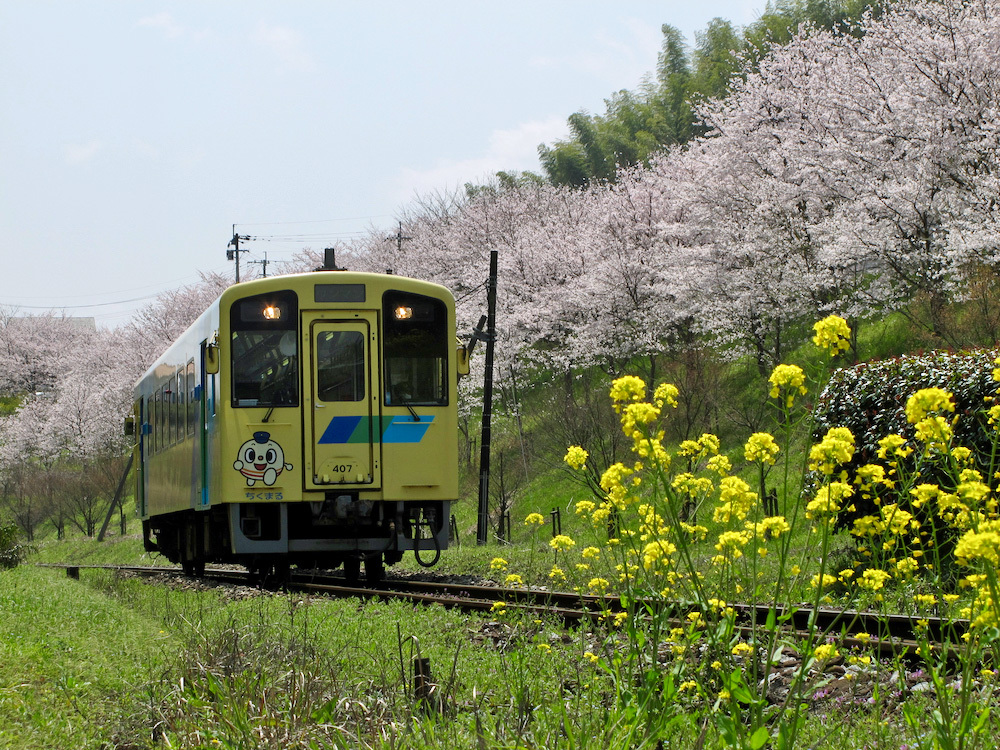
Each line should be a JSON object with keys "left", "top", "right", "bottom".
{"left": 251, "top": 21, "right": 315, "bottom": 73}
{"left": 393, "top": 117, "right": 569, "bottom": 200}
{"left": 135, "top": 12, "right": 187, "bottom": 40}
{"left": 65, "top": 140, "right": 102, "bottom": 165}
{"left": 530, "top": 18, "right": 662, "bottom": 88}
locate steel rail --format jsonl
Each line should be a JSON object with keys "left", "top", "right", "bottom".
{"left": 40, "top": 563, "right": 971, "bottom": 658}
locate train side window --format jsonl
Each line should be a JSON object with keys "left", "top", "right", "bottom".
{"left": 177, "top": 369, "right": 185, "bottom": 440}
{"left": 383, "top": 291, "right": 448, "bottom": 406}
{"left": 316, "top": 331, "right": 365, "bottom": 402}
{"left": 148, "top": 393, "right": 157, "bottom": 455}
{"left": 154, "top": 387, "right": 164, "bottom": 453}
{"left": 168, "top": 376, "right": 177, "bottom": 446}
{"left": 186, "top": 360, "right": 196, "bottom": 436}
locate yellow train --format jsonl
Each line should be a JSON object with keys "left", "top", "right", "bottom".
{"left": 130, "top": 270, "right": 465, "bottom": 582}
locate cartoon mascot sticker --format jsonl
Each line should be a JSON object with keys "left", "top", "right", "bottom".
{"left": 234, "top": 431, "right": 293, "bottom": 487}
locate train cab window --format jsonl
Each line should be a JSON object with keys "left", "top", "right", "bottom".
{"left": 230, "top": 290, "right": 299, "bottom": 408}
{"left": 382, "top": 291, "right": 448, "bottom": 406}
{"left": 316, "top": 331, "right": 365, "bottom": 402}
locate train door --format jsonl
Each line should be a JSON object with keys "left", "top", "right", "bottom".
{"left": 302, "top": 311, "right": 381, "bottom": 489}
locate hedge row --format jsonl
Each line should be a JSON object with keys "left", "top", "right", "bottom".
{"left": 811, "top": 348, "right": 999, "bottom": 531}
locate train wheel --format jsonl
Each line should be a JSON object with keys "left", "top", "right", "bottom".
{"left": 364, "top": 554, "right": 385, "bottom": 584}
{"left": 343, "top": 557, "right": 361, "bottom": 584}
{"left": 182, "top": 559, "right": 205, "bottom": 577}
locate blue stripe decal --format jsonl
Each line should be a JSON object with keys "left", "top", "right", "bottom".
{"left": 319, "top": 415, "right": 363, "bottom": 444}
{"left": 318, "top": 415, "right": 435, "bottom": 444}
{"left": 382, "top": 415, "right": 434, "bottom": 443}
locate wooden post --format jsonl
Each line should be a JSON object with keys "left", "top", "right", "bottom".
{"left": 413, "top": 656, "right": 437, "bottom": 713}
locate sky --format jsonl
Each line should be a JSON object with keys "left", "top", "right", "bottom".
{"left": 0, "top": 1, "right": 763, "bottom": 327}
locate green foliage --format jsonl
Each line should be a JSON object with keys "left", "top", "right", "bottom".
{"left": 813, "top": 348, "right": 1000, "bottom": 531}
{"left": 0, "top": 523, "right": 31, "bottom": 569}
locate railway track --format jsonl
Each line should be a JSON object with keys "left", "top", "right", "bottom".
{"left": 39, "top": 563, "right": 969, "bottom": 658}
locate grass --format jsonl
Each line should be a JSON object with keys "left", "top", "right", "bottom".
{"left": 0, "top": 565, "right": 178, "bottom": 748}
{"left": 3, "top": 555, "right": 954, "bottom": 750}
{"left": 15, "top": 511, "right": 999, "bottom": 749}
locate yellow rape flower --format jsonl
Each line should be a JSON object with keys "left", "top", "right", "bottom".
{"left": 854, "top": 463, "right": 887, "bottom": 487}
{"left": 490, "top": 557, "right": 508, "bottom": 572}
{"left": 812, "top": 315, "right": 851, "bottom": 356}
{"left": 809, "top": 427, "right": 855, "bottom": 475}
{"left": 713, "top": 475, "right": 757, "bottom": 524}
{"left": 768, "top": 364, "right": 807, "bottom": 406}
{"left": 914, "top": 415, "right": 953, "bottom": 450}
{"left": 706, "top": 454, "right": 731, "bottom": 476}
{"left": 877, "top": 434, "right": 911, "bottom": 460}
{"left": 806, "top": 481, "right": 852, "bottom": 519}
{"left": 698, "top": 433, "right": 721, "bottom": 455}
{"left": 621, "top": 402, "right": 660, "bottom": 437}
{"left": 588, "top": 577, "right": 610, "bottom": 594}
{"left": 609, "top": 376, "right": 646, "bottom": 409}
{"left": 761, "top": 515, "right": 791, "bottom": 538}
{"left": 713, "top": 531, "right": 750, "bottom": 562}
{"left": 851, "top": 514, "right": 883, "bottom": 537}
{"left": 653, "top": 382, "right": 679, "bottom": 409}
{"left": 813, "top": 643, "right": 839, "bottom": 661}
{"left": 894, "top": 557, "right": 919, "bottom": 577}
{"left": 600, "top": 462, "right": 633, "bottom": 501}
{"left": 563, "top": 445, "right": 588, "bottom": 470}
{"left": 951, "top": 446, "right": 973, "bottom": 465}
{"left": 905, "top": 387, "right": 955, "bottom": 424}
{"left": 744, "top": 432, "right": 780, "bottom": 465}
{"left": 525, "top": 512, "right": 545, "bottom": 526}
{"left": 955, "top": 520, "right": 1000, "bottom": 565}
{"left": 673, "top": 473, "right": 714, "bottom": 497}
{"left": 880, "top": 503, "right": 916, "bottom": 535}
{"left": 642, "top": 539, "right": 676, "bottom": 570}
{"left": 811, "top": 573, "right": 838, "bottom": 589}
{"left": 550, "top": 534, "right": 576, "bottom": 551}
{"left": 857, "top": 568, "right": 891, "bottom": 592}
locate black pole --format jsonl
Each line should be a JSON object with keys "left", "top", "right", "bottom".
{"left": 98, "top": 453, "right": 134, "bottom": 542}
{"left": 476, "top": 249, "right": 498, "bottom": 545}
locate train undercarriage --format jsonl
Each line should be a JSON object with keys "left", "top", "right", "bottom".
{"left": 143, "top": 498, "right": 450, "bottom": 584}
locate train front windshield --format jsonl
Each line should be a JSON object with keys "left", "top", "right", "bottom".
{"left": 382, "top": 290, "right": 448, "bottom": 406}
{"left": 231, "top": 291, "right": 299, "bottom": 408}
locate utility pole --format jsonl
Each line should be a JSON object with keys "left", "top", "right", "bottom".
{"left": 476, "top": 249, "right": 498, "bottom": 546}
{"left": 387, "top": 221, "right": 411, "bottom": 252}
{"left": 249, "top": 251, "right": 270, "bottom": 278}
{"left": 227, "top": 225, "right": 251, "bottom": 282}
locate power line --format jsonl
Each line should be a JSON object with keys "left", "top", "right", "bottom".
{"left": 5, "top": 293, "right": 174, "bottom": 310}
{"left": 0, "top": 264, "right": 233, "bottom": 311}
{"left": 0, "top": 268, "right": 229, "bottom": 302}
{"left": 236, "top": 215, "right": 393, "bottom": 227}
